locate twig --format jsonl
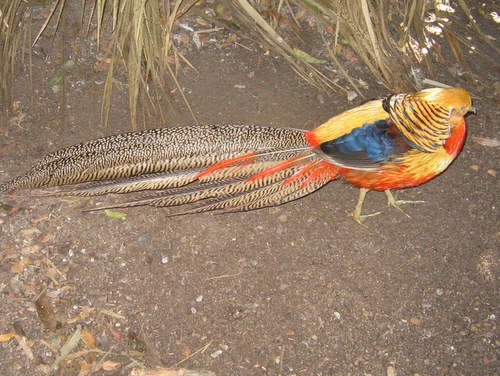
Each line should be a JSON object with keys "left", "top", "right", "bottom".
{"left": 204, "top": 272, "right": 241, "bottom": 281}
{"left": 171, "top": 340, "right": 213, "bottom": 368}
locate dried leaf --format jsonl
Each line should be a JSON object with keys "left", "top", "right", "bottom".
{"left": 472, "top": 136, "right": 500, "bottom": 147}
{"left": 0, "top": 331, "right": 16, "bottom": 342}
{"left": 81, "top": 329, "right": 96, "bottom": 348}
{"left": 101, "top": 360, "right": 121, "bottom": 371}
{"left": 78, "top": 359, "right": 91, "bottom": 376}
{"left": 20, "top": 257, "right": 32, "bottom": 266}
{"left": 130, "top": 368, "right": 216, "bottom": 376}
{"left": 177, "top": 340, "right": 191, "bottom": 358}
{"left": 35, "top": 293, "right": 61, "bottom": 331}
{"left": 10, "top": 262, "right": 24, "bottom": 273}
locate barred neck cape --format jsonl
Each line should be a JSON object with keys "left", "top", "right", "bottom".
{"left": 0, "top": 87, "right": 473, "bottom": 216}
{"left": 382, "top": 91, "right": 457, "bottom": 153}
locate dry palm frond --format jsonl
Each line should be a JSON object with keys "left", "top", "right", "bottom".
{"left": 96, "top": 0, "right": 198, "bottom": 129}
{"left": 2, "top": 0, "right": 495, "bottom": 129}
{"left": 230, "top": 0, "right": 496, "bottom": 91}
{"left": 230, "top": 0, "right": 344, "bottom": 92}
{"left": 29, "top": 0, "right": 198, "bottom": 129}
{"left": 230, "top": 0, "right": 415, "bottom": 91}
{"left": 0, "top": 0, "right": 29, "bottom": 114}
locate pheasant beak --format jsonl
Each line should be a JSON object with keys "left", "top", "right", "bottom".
{"left": 468, "top": 106, "right": 476, "bottom": 114}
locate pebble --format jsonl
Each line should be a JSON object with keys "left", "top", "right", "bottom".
{"left": 137, "top": 232, "right": 149, "bottom": 243}
{"left": 196, "top": 295, "right": 203, "bottom": 303}
{"left": 387, "top": 365, "right": 395, "bottom": 376}
{"left": 410, "top": 317, "right": 421, "bottom": 325}
{"left": 211, "top": 350, "right": 223, "bottom": 358}
{"left": 436, "top": 288, "right": 444, "bottom": 296}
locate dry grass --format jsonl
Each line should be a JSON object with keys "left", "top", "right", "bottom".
{"left": 99, "top": 0, "right": 199, "bottom": 129}
{"left": 1, "top": 0, "right": 496, "bottom": 125}
{"left": 0, "top": 0, "right": 29, "bottom": 113}
{"left": 20, "top": 0, "right": 198, "bottom": 129}
{"left": 231, "top": 0, "right": 497, "bottom": 92}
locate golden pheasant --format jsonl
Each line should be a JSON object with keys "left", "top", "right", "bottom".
{"left": 0, "top": 87, "right": 474, "bottom": 222}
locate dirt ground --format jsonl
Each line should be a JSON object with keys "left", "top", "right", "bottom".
{"left": 0, "top": 4, "right": 498, "bottom": 376}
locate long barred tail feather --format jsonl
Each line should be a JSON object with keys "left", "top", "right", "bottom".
{"left": 1, "top": 124, "right": 335, "bottom": 214}
{"left": 0, "top": 125, "right": 308, "bottom": 194}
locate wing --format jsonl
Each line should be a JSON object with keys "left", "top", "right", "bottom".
{"left": 316, "top": 119, "right": 411, "bottom": 171}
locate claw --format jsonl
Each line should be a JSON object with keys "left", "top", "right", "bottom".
{"left": 351, "top": 188, "right": 428, "bottom": 224}
{"left": 351, "top": 188, "right": 381, "bottom": 224}
{"left": 384, "top": 190, "right": 427, "bottom": 218}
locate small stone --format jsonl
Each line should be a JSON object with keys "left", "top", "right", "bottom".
{"left": 436, "top": 288, "right": 444, "bottom": 296}
{"left": 410, "top": 317, "right": 421, "bottom": 325}
{"left": 211, "top": 350, "right": 223, "bottom": 358}
{"left": 196, "top": 295, "right": 203, "bottom": 303}
{"left": 334, "top": 311, "right": 341, "bottom": 320}
{"left": 347, "top": 90, "right": 358, "bottom": 101}
{"left": 486, "top": 169, "right": 496, "bottom": 177}
{"left": 387, "top": 365, "right": 395, "bottom": 376}
{"left": 469, "top": 165, "right": 479, "bottom": 171}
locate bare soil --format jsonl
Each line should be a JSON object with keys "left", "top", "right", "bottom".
{"left": 0, "top": 5, "right": 498, "bottom": 376}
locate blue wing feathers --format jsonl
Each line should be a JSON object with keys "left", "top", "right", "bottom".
{"left": 319, "top": 120, "right": 404, "bottom": 169}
